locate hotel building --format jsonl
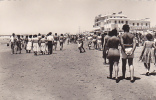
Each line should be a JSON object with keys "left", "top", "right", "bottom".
{"left": 93, "top": 12, "right": 150, "bottom": 32}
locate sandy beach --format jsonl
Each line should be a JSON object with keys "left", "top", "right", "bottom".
{"left": 0, "top": 39, "right": 156, "bottom": 100}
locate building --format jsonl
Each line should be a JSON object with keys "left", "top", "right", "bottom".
{"left": 93, "top": 12, "right": 150, "bottom": 32}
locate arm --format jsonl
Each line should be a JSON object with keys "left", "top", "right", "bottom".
{"left": 140, "top": 42, "right": 146, "bottom": 60}
{"left": 152, "top": 42, "right": 156, "bottom": 49}
{"left": 131, "top": 37, "right": 137, "bottom": 54}
{"left": 120, "top": 36, "right": 125, "bottom": 53}
{"left": 103, "top": 37, "right": 106, "bottom": 50}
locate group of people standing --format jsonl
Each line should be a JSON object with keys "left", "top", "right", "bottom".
{"left": 103, "top": 24, "right": 156, "bottom": 83}
{"left": 9, "top": 32, "right": 65, "bottom": 55}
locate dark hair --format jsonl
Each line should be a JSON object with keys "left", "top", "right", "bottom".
{"left": 98, "top": 32, "right": 101, "bottom": 36}
{"left": 33, "top": 34, "right": 37, "bottom": 37}
{"left": 17, "top": 35, "right": 20, "bottom": 38}
{"left": 61, "top": 34, "right": 63, "bottom": 36}
{"left": 42, "top": 35, "right": 45, "bottom": 38}
{"left": 55, "top": 33, "right": 57, "bottom": 35}
{"left": 94, "top": 32, "right": 96, "bottom": 35}
{"left": 111, "top": 28, "right": 118, "bottom": 36}
{"left": 146, "top": 33, "right": 153, "bottom": 41}
{"left": 26, "top": 35, "right": 28, "bottom": 38}
{"left": 122, "top": 24, "right": 130, "bottom": 32}
{"left": 108, "top": 31, "right": 112, "bottom": 36}
{"left": 12, "top": 33, "right": 15, "bottom": 36}
{"left": 38, "top": 33, "right": 41, "bottom": 36}
{"left": 29, "top": 35, "right": 32, "bottom": 38}
{"left": 79, "top": 35, "right": 82, "bottom": 38}
{"left": 49, "top": 32, "right": 52, "bottom": 35}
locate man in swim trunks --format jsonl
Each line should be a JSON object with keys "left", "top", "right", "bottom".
{"left": 120, "top": 24, "right": 136, "bottom": 82}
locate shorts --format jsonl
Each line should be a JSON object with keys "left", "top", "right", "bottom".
{"left": 121, "top": 48, "right": 134, "bottom": 59}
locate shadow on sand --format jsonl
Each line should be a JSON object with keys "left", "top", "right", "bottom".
{"left": 108, "top": 76, "right": 141, "bottom": 83}
{"left": 141, "top": 71, "right": 156, "bottom": 76}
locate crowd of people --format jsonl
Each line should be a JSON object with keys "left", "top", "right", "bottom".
{"left": 9, "top": 32, "right": 66, "bottom": 55}
{"left": 84, "top": 24, "right": 156, "bottom": 83}
{"left": 9, "top": 24, "right": 156, "bottom": 83}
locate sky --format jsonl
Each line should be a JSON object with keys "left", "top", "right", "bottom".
{"left": 0, "top": 0, "right": 156, "bottom": 35}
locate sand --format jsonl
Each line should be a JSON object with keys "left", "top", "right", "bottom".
{"left": 0, "top": 39, "right": 156, "bottom": 100}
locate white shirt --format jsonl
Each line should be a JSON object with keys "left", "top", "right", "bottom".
{"left": 47, "top": 35, "right": 54, "bottom": 41}
{"left": 10, "top": 36, "right": 15, "bottom": 42}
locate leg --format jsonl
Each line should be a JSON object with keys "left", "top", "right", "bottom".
{"left": 51, "top": 44, "right": 53, "bottom": 54}
{"left": 122, "top": 58, "right": 127, "bottom": 79}
{"left": 108, "top": 59, "right": 114, "bottom": 78}
{"left": 114, "top": 61, "right": 119, "bottom": 79}
{"left": 128, "top": 58, "right": 134, "bottom": 81}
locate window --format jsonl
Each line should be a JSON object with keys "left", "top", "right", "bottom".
{"left": 119, "top": 21, "right": 120, "bottom": 24}
{"left": 137, "top": 23, "right": 139, "bottom": 26}
{"left": 120, "top": 17, "right": 122, "bottom": 18}
{"left": 133, "top": 23, "right": 135, "bottom": 26}
{"left": 115, "top": 20, "right": 117, "bottom": 24}
{"left": 126, "top": 21, "right": 128, "bottom": 24}
{"left": 121, "top": 21, "right": 124, "bottom": 24}
{"left": 146, "top": 23, "right": 148, "bottom": 26}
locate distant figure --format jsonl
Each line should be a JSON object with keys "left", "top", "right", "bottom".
{"left": 26, "top": 35, "right": 32, "bottom": 53}
{"left": 47, "top": 32, "right": 54, "bottom": 54}
{"left": 67, "top": 34, "right": 70, "bottom": 45}
{"left": 120, "top": 24, "right": 136, "bottom": 82}
{"left": 38, "top": 33, "right": 42, "bottom": 53}
{"left": 32, "top": 34, "right": 39, "bottom": 56}
{"left": 103, "top": 31, "right": 111, "bottom": 64}
{"left": 24, "top": 35, "right": 28, "bottom": 52}
{"left": 77, "top": 35, "right": 85, "bottom": 53}
{"left": 15, "top": 35, "right": 22, "bottom": 54}
{"left": 92, "top": 32, "right": 97, "bottom": 49}
{"left": 54, "top": 33, "right": 59, "bottom": 50}
{"left": 106, "top": 29, "right": 120, "bottom": 83}
{"left": 21, "top": 35, "right": 24, "bottom": 49}
{"left": 40, "top": 35, "right": 46, "bottom": 55}
{"left": 101, "top": 33, "right": 105, "bottom": 49}
{"left": 97, "top": 32, "right": 102, "bottom": 50}
{"left": 87, "top": 34, "right": 93, "bottom": 50}
{"left": 10, "top": 33, "right": 16, "bottom": 54}
{"left": 140, "top": 33, "right": 156, "bottom": 76}
{"left": 59, "top": 34, "right": 64, "bottom": 50}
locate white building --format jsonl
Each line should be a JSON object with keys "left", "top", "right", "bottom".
{"left": 93, "top": 12, "right": 150, "bottom": 32}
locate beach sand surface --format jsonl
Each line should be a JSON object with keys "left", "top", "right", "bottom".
{"left": 0, "top": 40, "right": 156, "bottom": 100}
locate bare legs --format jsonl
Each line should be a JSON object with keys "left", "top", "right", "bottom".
{"left": 122, "top": 58, "right": 134, "bottom": 82}
{"left": 144, "top": 63, "right": 150, "bottom": 76}
{"left": 108, "top": 58, "right": 119, "bottom": 83}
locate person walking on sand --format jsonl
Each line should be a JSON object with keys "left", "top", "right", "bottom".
{"left": 92, "top": 32, "right": 97, "bottom": 49}
{"left": 139, "top": 33, "right": 156, "bottom": 76}
{"left": 24, "top": 35, "right": 28, "bottom": 52}
{"left": 59, "top": 34, "right": 64, "bottom": 50}
{"left": 32, "top": 34, "right": 39, "bottom": 56}
{"left": 106, "top": 29, "right": 120, "bottom": 83}
{"left": 78, "top": 35, "right": 86, "bottom": 53}
{"left": 26, "top": 35, "right": 32, "bottom": 53}
{"left": 54, "top": 33, "right": 59, "bottom": 50}
{"left": 10, "top": 33, "right": 16, "bottom": 54}
{"left": 120, "top": 24, "right": 136, "bottom": 82}
{"left": 15, "top": 35, "right": 22, "bottom": 54}
{"left": 40, "top": 35, "right": 46, "bottom": 55}
{"left": 47, "top": 32, "right": 54, "bottom": 54}
{"left": 97, "top": 32, "right": 102, "bottom": 50}
{"left": 87, "top": 34, "right": 93, "bottom": 50}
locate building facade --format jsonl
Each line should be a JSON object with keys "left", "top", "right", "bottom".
{"left": 93, "top": 12, "right": 150, "bottom": 32}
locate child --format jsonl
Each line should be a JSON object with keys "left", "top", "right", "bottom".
{"left": 140, "top": 33, "right": 156, "bottom": 76}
